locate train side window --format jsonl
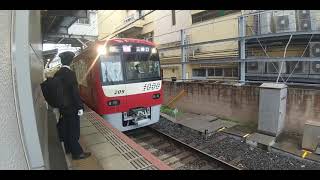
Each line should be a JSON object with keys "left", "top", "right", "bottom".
{"left": 100, "top": 55, "right": 124, "bottom": 85}
{"left": 74, "top": 60, "right": 89, "bottom": 87}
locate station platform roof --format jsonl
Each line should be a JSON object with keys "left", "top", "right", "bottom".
{"left": 41, "top": 10, "right": 96, "bottom": 47}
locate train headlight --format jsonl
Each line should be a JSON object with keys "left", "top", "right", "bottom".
{"left": 151, "top": 48, "right": 157, "bottom": 54}
{"left": 107, "top": 100, "right": 120, "bottom": 106}
{"left": 152, "top": 93, "right": 161, "bottom": 99}
{"left": 97, "top": 45, "right": 107, "bottom": 55}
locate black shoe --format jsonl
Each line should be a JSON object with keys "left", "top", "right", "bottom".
{"left": 72, "top": 152, "right": 91, "bottom": 160}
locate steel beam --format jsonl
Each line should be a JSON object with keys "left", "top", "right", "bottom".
{"left": 183, "top": 57, "right": 320, "bottom": 64}
{"left": 158, "top": 32, "right": 320, "bottom": 51}
{"left": 56, "top": 26, "right": 68, "bottom": 34}
{"left": 46, "top": 33, "right": 97, "bottom": 41}
{"left": 47, "top": 10, "right": 87, "bottom": 18}
{"left": 181, "top": 29, "right": 187, "bottom": 80}
{"left": 76, "top": 38, "right": 88, "bottom": 48}
{"left": 244, "top": 31, "right": 320, "bottom": 41}
{"left": 239, "top": 16, "right": 246, "bottom": 83}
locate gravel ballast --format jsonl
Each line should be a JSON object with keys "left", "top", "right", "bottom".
{"left": 151, "top": 117, "right": 320, "bottom": 170}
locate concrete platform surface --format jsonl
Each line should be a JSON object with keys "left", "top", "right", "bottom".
{"left": 53, "top": 106, "right": 172, "bottom": 170}
{"left": 246, "top": 133, "right": 275, "bottom": 148}
{"left": 168, "top": 112, "right": 237, "bottom": 134}
{"left": 271, "top": 133, "right": 320, "bottom": 163}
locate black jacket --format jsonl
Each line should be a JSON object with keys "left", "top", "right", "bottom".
{"left": 54, "top": 67, "right": 84, "bottom": 112}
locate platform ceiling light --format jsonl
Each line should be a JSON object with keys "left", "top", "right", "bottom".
{"left": 97, "top": 45, "right": 107, "bottom": 55}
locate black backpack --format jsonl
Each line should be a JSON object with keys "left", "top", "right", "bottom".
{"left": 40, "top": 76, "right": 64, "bottom": 108}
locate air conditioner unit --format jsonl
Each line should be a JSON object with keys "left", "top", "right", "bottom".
{"left": 286, "top": 61, "right": 309, "bottom": 74}
{"left": 310, "top": 42, "right": 320, "bottom": 57}
{"left": 310, "top": 10, "right": 320, "bottom": 31}
{"left": 296, "top": 10, "right": 312, "bottom": 31}
{"left": 273, "top": 10, "right": 296, "bottom": 33}
{"left": 309, "top": 42, "right": 320, "bottom": 74}
{"left": 266, "top": 61, "right": 287, "bottom": 74}
{"left": 259, "top": 11, "right": 273, "bottom": 34}
{"left": 247, "top": 62, "right": 265, "bottom": 74}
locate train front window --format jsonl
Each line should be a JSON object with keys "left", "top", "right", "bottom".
{"left": 124, "top": 52, "right": 161, "bottom": 83}
{"left": 100, "top": 55, "right": 124, "bottom": 85}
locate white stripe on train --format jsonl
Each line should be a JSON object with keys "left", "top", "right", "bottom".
{"left": 102, "top": 80, "right": 162, "bottom": 97}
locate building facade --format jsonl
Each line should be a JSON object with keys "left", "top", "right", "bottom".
{"left": 244, "top": 10, "right": 320, "bottom": 84}
{"left": 97, "top": 10, "right": 320, "bottom": 84}
{"left": 68, "top": 10, "right": 98, "bottom": 37}
{"left": 97, "top": 10, "right": 241, "bottom": 81}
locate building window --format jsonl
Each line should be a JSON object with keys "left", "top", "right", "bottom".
{"left": 208, "top": 68, "right": 215, "bottom": 76}
{"left": 192, "top": 69, "right": 206, "bottom": 77}
{"left": 77, "top": 17, "right": 90, "bottom": 24}
{"left": 137, "top": 10, "right": 144, "bottom": 20}
{"left": 224, "top": 68, "right": 233, "bottom": 77}
{"left": 172, "top": 10, "right": 176, "bottom": 26}
{"left": 232, "top": 67, "right": 238, "bottom": 77}
{"left": 191, "top": 10, "right": 240, "bottom": 24}
{"left": 215, "top": 68, "right": 223, "bottom": 76}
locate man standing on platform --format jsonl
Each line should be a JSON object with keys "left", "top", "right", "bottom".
{"left": 54, "top": 51, "right": 91, "bottom": 160}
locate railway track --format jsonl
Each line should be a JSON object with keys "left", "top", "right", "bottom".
{"left": 125, "top": 127, "right": 241, "bottom": 170}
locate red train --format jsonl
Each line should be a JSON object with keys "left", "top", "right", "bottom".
{"left": 71, "top": 38, "right": 163, "bottom": 131}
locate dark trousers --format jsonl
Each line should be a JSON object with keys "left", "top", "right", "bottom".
{"left": 59, "top": 108, "right": 84, "bottom": 157}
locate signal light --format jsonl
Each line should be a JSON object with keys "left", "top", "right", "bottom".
{"left": 107, "top": 100, "right": 120, "bottom": 106}
{"left": 152, "top": 93, "right": 161, "bottom": 99}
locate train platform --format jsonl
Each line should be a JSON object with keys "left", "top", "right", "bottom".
{"left": 50, "top": 106, "right": 172, "bottom": 170}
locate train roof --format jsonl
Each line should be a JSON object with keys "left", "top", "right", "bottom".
{"left": 73, "top": 38, "right": 156, "bottom": 61}
{"left": 97, "top": 38, "right": 156, "bottom": 47}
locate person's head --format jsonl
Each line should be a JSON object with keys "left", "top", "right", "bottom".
{"left": 59, "top": 51, "right": 75, "bottom": 66}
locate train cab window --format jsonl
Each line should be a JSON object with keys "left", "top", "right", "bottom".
{"left": 100, "top": 55, "right": 124, "bottom": 85}
{"left": 124, "top": 52, "right": 161, "bottom": 83}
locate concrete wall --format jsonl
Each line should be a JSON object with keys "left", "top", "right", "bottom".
{"left": 163, "top": 81, "right": 320, "bottom": 134}
{"left": 0, "top": 10, "right": 29, "bottom": 170}
{"left": 0, "top": 10, "right": 48, "bottom": 169}
{"left": 162, "top": 66, "right": 181, "bottom": 79}
{"left": 187, "top": 12, "right": 240, "bottom": 43}
{"left": 153, "top": 10, "right": 191, "bottom": 45}
{"left": 98, "top": 10, "right": 126, "bottom": 39}
{"left": 27, "top": 10, "right": 49, "bottom": 169}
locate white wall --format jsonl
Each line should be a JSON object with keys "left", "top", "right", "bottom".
{"left": 0, "top": 10, "right": 29, "bottom": 170}
{"left": 0, "top": 10, "right": 49, "bottom": 170}
{"left": 68, "top": 11, "right": 98, "bottom": 36}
